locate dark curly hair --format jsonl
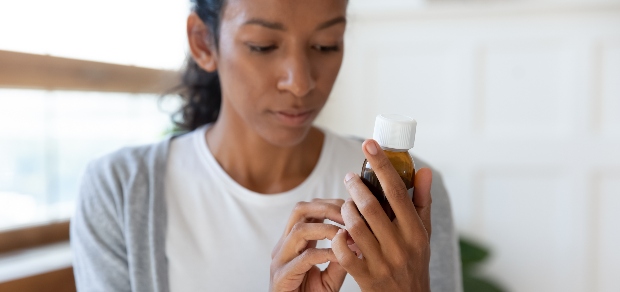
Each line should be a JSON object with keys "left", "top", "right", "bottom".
{"left": 174, "top": 0, "right": 227, "bottom": 131}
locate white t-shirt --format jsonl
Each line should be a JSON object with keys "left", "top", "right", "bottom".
{"left": 165, "top": 125, "right": 365, "bottom": 291}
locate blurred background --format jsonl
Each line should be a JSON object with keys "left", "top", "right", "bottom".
{"left": 0, "top": 0, "right": 618, "bottom": 291}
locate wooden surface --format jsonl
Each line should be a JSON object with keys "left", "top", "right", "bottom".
{"left": 0, "top": 221, "right": 70, "bottom": 254}
{"left": 0, "top": 50, "right": 180, "bottom": 94}
{"left": 0, "top": 267, "right": 75, "bottom": 292}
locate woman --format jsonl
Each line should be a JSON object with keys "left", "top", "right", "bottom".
{"left": 71, "top": 0, "right": 461, "bottom": 291}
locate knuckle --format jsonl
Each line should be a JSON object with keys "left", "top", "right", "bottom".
{"left": 270, "top": 261, "right": 279, "bottom": 273}
{"left": 325, "top": 202, "right": 340, "bottom": 213}
{"left": 386, "top": 184, "right": 409, "bottom": 201}
{"left": 338, "top": 253, "right": 357, "bottom": 268}
{"left": 374, "top": 157, "right": 393, "bottom": 172}
{"left": 392, "top": 249, "right": 408, "bottom": 268}
{"left": 345, "top": 175, "right": 359, "bottom": 188}
{"left": 325, "top": 224, "right": 340, "bottom": 235}
{"left": 347, "top": 218, "right": 366, "bottom": 237}
{"left": 343, "top": 199, "right": 355, "bottom": 209}
{"left": 271, "top": 241, "right": 281, "bottom": 259}
{"left": 374, "top": 262, "right": 391, "bottom": 278}
{"left": 298, "top": 249, "right": 309, "bottom": 261}
{"left": 270, "top": 260, "right": 283, "bottom": 279}
{"left": 412, "top": 232, "right": 431, "bottom": 248}
{"left": 341, "top": 200, "right": 356, "bottom": 216}
{"left": 419, "top": 241, "right": 431, "bottom": 256}
{"left": 409, "top": 241, "right": 430, "bottom": 261}
{"left": 299, "top": 249, "right": 316, "bottom": 261}
{"left": 358, "top": 200, "right": 382, "bottom": 217}
{"left": 272, "top": 268, "right": 286, "bottom": 284}
{"left": 290, "top": 222, "right": 306, "bottom": 234}
{"left": 393, "top": 257, "right": 407, "bottom": 269}
{"left": 293, "top": 201, "right": 308, "bottom": 213}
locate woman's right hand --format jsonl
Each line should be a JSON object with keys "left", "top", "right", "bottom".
{"left": 331, "top": 140, "right": 433, "bottom": 292}
{"left": 270, "top": 198, "right": 348, "bottom": 292}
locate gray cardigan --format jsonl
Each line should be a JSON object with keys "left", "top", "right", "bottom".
{"left": 70, "top": 135, "right": 463, "bottom": 292}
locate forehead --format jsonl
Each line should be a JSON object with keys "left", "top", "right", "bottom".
{"left": 222, "top": 0, "right": 347, "bottom": 29}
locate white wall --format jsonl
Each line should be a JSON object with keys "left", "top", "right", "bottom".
{"left": 316, "top": 1, "right": 620, "bottom": 291}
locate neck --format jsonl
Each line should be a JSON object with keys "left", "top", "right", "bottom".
{"left": 205, "top": 110, "right": 324, "bottom": 194}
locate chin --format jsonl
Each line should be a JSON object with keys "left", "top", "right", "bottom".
{"left": 259, "top": 124, "right": 314, "bottom": 148}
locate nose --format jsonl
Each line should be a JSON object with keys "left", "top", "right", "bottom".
{"left": 277, "top": 52, "right": 316, "bottom": 97}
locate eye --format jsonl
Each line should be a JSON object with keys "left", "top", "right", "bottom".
{"left": 313, "top": 45, "right": 340, "bottom": 53}
{"left": 248, "top": 45, "right": 277, "bottom": 53}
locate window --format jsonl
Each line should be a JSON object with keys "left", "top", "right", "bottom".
{"left": 0, "top": 90, "right": 180, "bottom": 230}
{"left": 0, "top": 0, "right": 188, "bottom": 231}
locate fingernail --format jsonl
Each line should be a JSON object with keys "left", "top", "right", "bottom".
{"left": 344, "top": 172, "right": 355, "bottom": 182}
{"left": 365, "top": 141, "right": 378, "bottom": 155}
{"left": 337, "top": 229, "right": 344, "bottom": 234}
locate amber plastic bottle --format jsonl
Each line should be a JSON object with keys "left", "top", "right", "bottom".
{"left": 360, "top": 114, "right": 417, "bottom": 221}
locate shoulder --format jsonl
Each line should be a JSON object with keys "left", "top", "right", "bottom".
{"left": 79, "top": 138, "right": 171, "bottom": 208}
{"left": 89, "top": 144, "right": 153, "bottom": 175}
{"left": 88, "top": 138, "right": 171, "bottom": 178}
{"left": 323, "top": 129, "right": 365, "bottom": 168}
{"left": 325, "top": 130, "right": 364, "bottom": 150}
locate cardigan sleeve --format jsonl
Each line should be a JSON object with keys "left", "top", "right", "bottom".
{"left": 428, "top": 169, "right": 463, "bottom": 292}
{"left": 71, "top": 159, "right": 131, "bottom": 292}
{"left": 71, "top": 140, "right": 172, "bottom": 292}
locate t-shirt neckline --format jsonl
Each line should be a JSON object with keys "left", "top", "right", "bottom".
{"left": 192, "top": 124, "right": 333, "bottom": 206}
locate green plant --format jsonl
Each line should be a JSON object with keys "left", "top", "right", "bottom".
{"left": 161, "top": 124, "right": 188, "bottom": 138}
{"left": 460, "top": 237, "right": 505, "bottom": 292}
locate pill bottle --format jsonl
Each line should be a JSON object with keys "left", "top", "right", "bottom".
{"left": 360, "top": 114, "right": 417, "bottom": 221}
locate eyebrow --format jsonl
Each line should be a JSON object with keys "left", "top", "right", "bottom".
{"left": 243, "top": 16, "right": 347, "bottom": 31}
{"left": 316, "top": 16, "right": 346, "bottom": 31}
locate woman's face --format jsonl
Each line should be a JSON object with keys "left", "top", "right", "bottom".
{"left": 215, "top": 0, "right": 347, "bottom": 146}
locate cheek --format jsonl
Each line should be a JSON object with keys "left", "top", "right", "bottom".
{"left": 314, "top": 53, "right": 344, "bottom": 97}
{"left": 218, "top": 50, "right": 274, "bottom": 114}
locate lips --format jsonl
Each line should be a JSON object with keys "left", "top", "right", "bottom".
{"left": 272, "top": 110, "right": 315, "bottom": 127}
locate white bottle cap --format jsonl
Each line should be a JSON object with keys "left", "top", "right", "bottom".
{"left": 372, "top": 114, "right": 417, "bottom": 150}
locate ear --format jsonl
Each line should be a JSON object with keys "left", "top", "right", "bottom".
{"left": 187, "top": 12, "right": 218, "bottom": 72}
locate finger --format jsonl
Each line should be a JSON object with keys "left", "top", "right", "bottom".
{"left": 272, "top": 237, "right": 284, "bottom": 260}
{"left": 284, "top": 201, "right": 345, "bottom": 235}
{"left": 273, "top": 200, "right": 345, "bottom": 258}
{"left": 412, "top": 168, "right": 432, "bottom": 240}
{"left": 281, "top": 248, "right": 339, "bottom": 278}
{"left": 331, "top": 229, "right": 365, "bottom": 276}
{"left": 321, "top": 260, "right": 348, "bottom": 291}
{"left": 341, "top": 199, "right": 382, "bottom": 263}
{"left": 361, "top": 139, "right": 420, "bottom": 227}
{"left": 277, "top": 223, "right": 341, "bottom": 263}
{"left": 311, "top": 199, "right": 346, "bottom": 225}
{"left": 311, "top": 198, "right": 346, "bottom": 207}
{"left": 343, "top": 172, "right": 397, "bottom": 246}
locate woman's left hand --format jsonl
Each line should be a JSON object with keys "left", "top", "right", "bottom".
{"left": 270, "top": 199, "right": 348, "bottom": 292}
{"left": 331, "top": 139, "right": 433, "bottom": 292}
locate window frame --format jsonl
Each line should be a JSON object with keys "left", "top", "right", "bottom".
{"left": 0, "top": 49, "right": 179, "bottom": 94}
{"left": 0, "top": 221, "right": 70, "bottom": 254}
